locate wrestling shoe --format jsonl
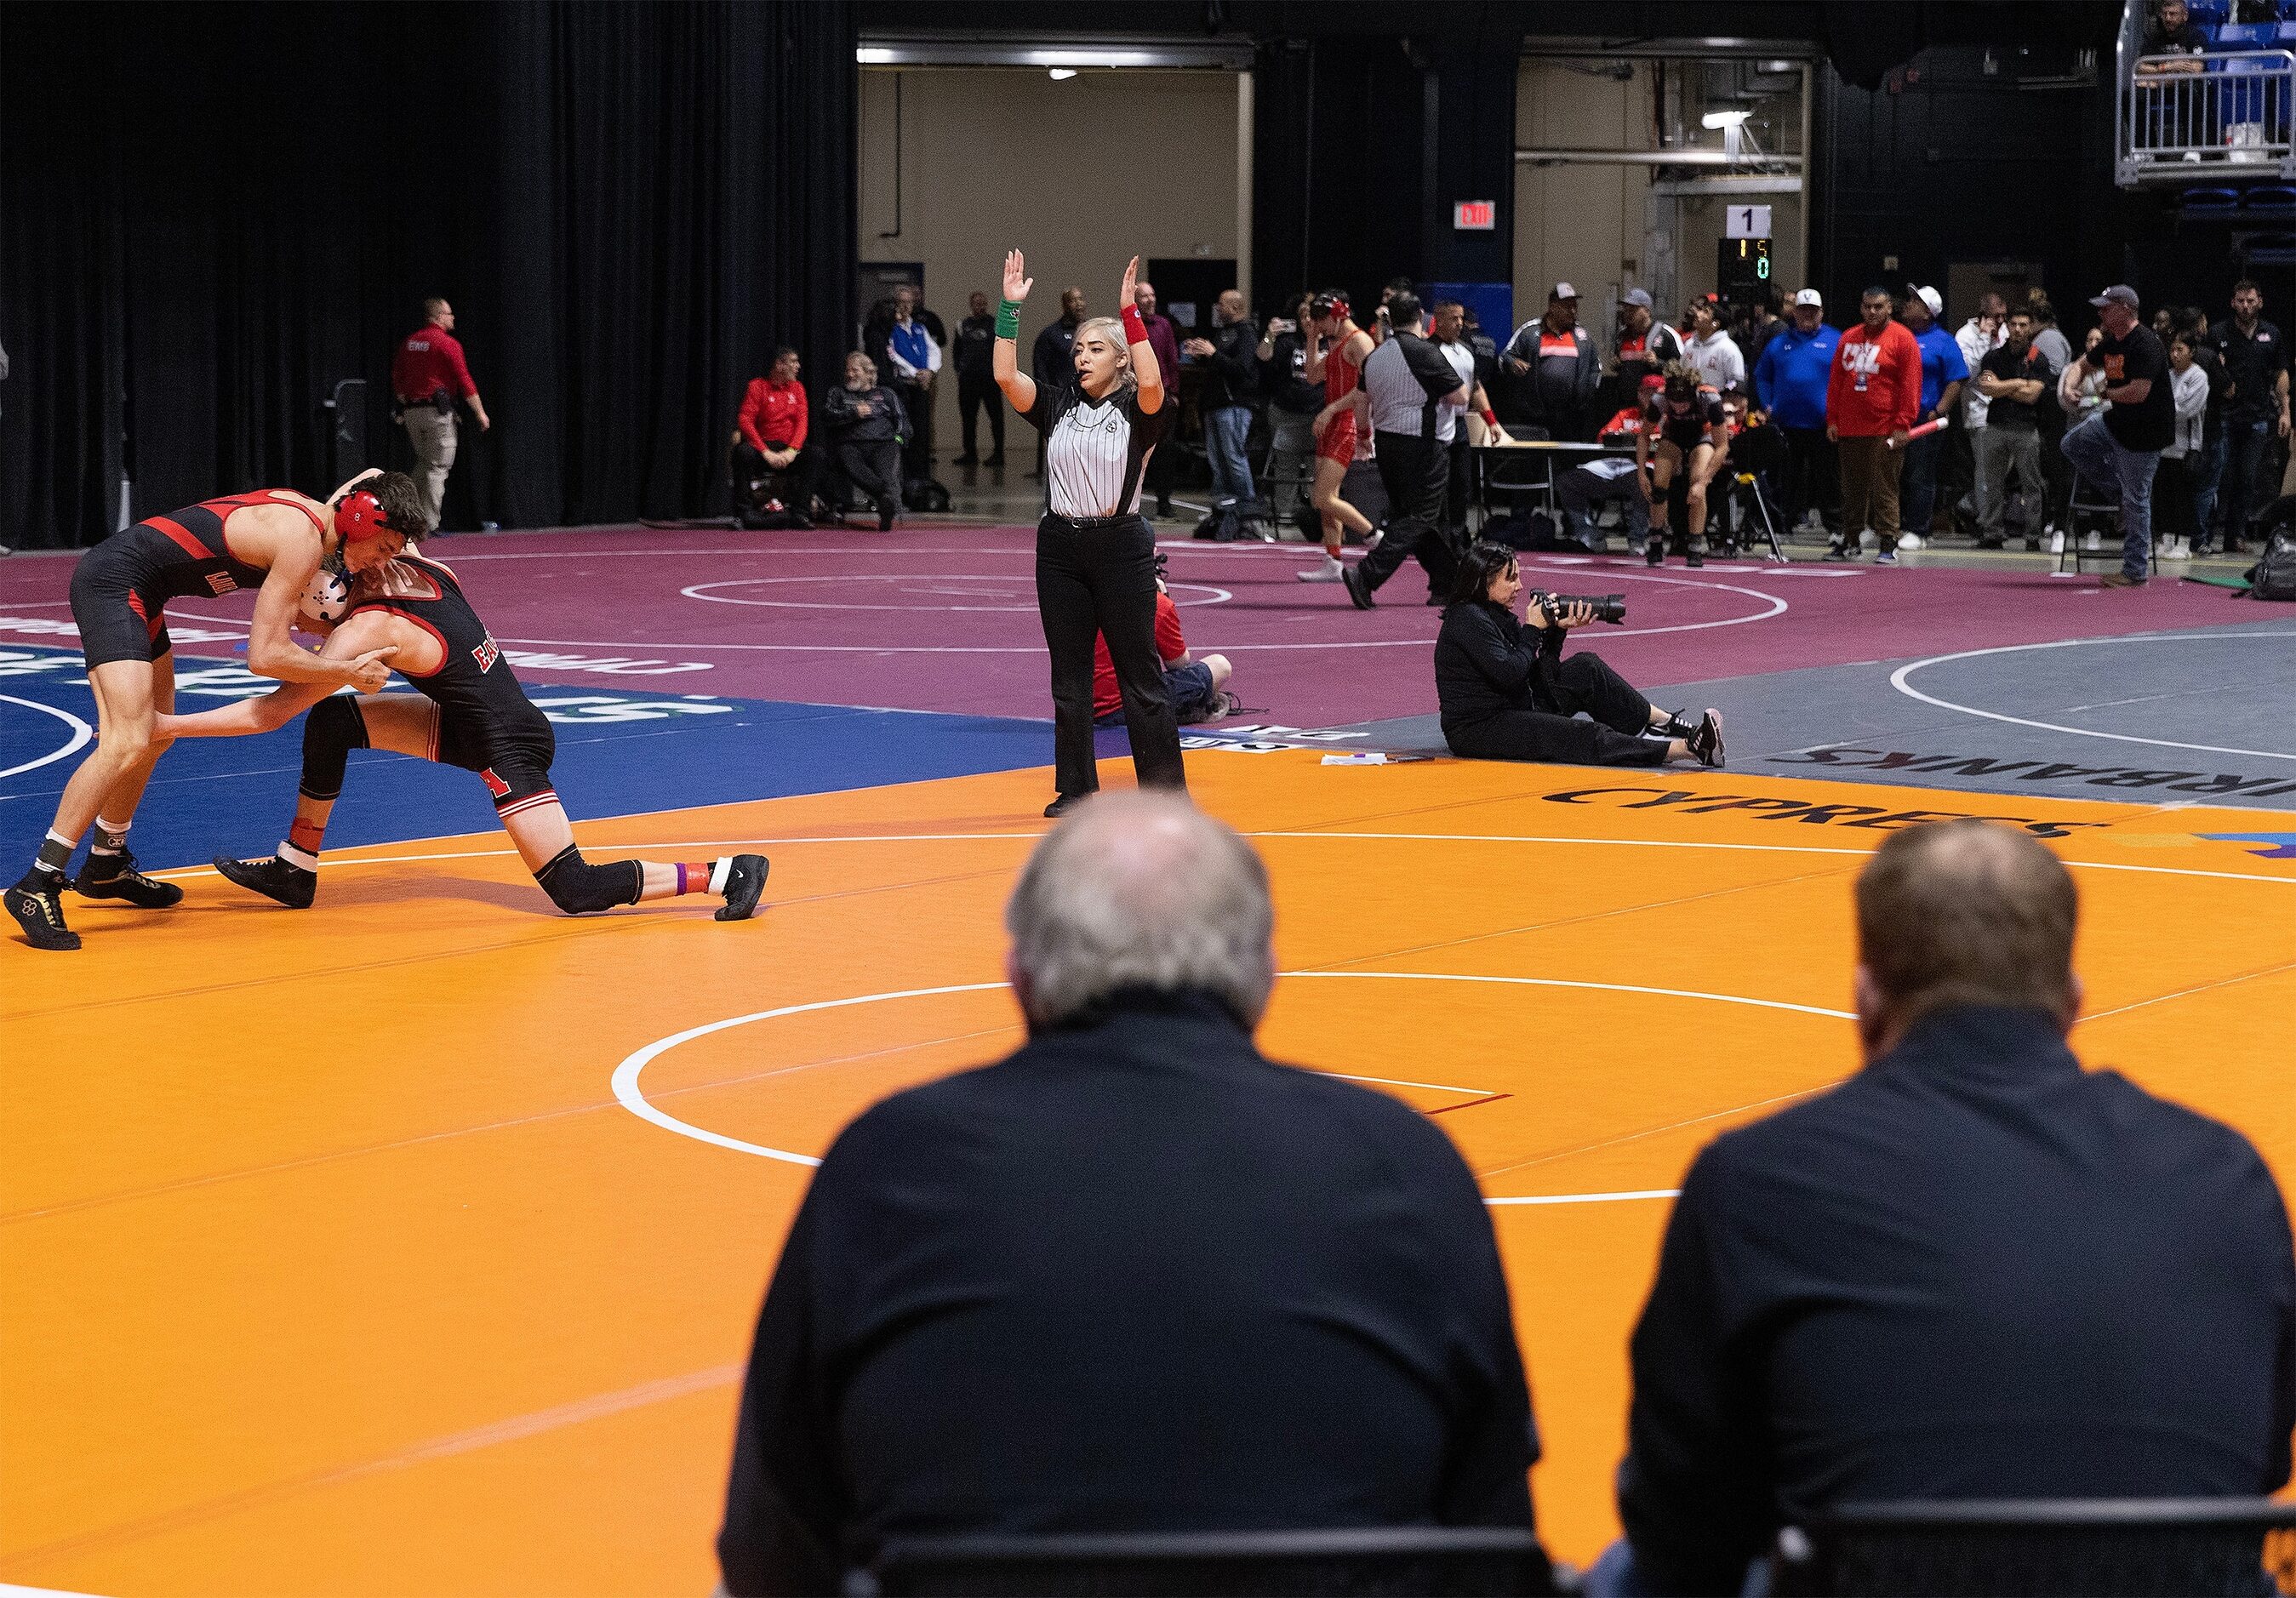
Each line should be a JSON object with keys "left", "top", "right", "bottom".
{"left": 1342, "top": 567, "right": 1375, "bottom": 609}
{"left": 1296, "top": 554, "right": 1346, "bottom": 582}
{"left": 1645, "top": 538, "right": 1665, "bottom": 568}
{"left": 1687, "top": 547, "right": 1706, "bottom": 568}
{"left": 1044, "top": 792, "right": 1091, "bottom": 818}
{"left": 5, "top": 873, "right": 78, "bottom": 950}
{"left": 715, "top": 853, "right": 771, "bottom": 922}
{"left": 213, "top": 853, "right": 317, "bottom": 910}
{"left": 73, "top": 848, "right": 183, "bottom": 909}
{"left": 1362, "top": 524, "right": 1385, "bottom": 552}
{"left": 1687, "top": 709, "right": 1726, "bottom": 768}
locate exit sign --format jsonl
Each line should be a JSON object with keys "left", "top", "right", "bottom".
{"left": 1453, "top": 199, "right": 1496, "bottom": 231}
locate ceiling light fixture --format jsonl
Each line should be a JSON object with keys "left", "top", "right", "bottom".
{"left": 1048, "top": 67, "right": 1078, "bottom": 79}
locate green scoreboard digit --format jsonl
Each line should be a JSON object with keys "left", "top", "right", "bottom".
{"left": 1717, "top": 236, "right": 1772, "bottom": 305}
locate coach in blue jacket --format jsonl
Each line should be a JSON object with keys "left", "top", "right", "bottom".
{"left": 1755, "top": 289, "right": 1842, "bottom": 536}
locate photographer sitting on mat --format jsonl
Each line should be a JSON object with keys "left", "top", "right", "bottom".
{"left": 1435, "top": 542, "right": 1723, "bottom": 768}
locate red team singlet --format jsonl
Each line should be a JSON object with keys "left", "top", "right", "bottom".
{"left": 1317, "top": 337, "right": 1365, "bottom": 465}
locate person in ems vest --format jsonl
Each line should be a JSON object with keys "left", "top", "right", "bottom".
{"left": 1501, "top": 283, "right": 1603, "bottom": 439}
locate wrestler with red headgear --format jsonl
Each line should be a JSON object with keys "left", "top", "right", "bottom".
{"left": 6, "top": 469, "right": 416, "bottom": 950}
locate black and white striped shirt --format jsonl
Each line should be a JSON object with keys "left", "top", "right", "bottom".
{"left": 1023, "top": 381, "right": 1169, "bottom": 520}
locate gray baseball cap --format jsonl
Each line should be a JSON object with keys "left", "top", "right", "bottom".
{"left": 1621, "top": 288, "right": 1653, "bottom": 309}
{"left": 2089, "top": 284, "right": 2140, "bottom": 311}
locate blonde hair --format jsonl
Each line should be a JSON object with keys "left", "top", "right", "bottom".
{"left": 845, "top": 351, "right": 878, "bottom": 384}
{"left": 1072, "top": 317, "right": 1137, "bottom": 391}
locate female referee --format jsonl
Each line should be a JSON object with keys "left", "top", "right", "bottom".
{"left": 993, "top": 249, "right": 1185, "bottom": 817}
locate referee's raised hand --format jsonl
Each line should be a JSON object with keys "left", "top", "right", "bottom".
{"left": 1003, "top": 250, "right": 1033, "bottom": 304}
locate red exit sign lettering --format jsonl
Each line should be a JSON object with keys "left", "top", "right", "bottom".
{"left": 1453, "top": 199, "right": 1496, "bottom": 231}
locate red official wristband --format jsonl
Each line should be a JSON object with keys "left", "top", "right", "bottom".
{"left": 1121, "top": 305, "right": 1148, "bottom": 345}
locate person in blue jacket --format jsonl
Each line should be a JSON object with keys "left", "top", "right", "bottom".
{"left": 1895, "top": 285, "right": 1970, "bottom": 551}
{"left": 1755, "top": 289, "right": 1842, "bottom": 538}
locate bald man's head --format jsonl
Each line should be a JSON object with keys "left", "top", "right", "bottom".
{"left": 1854, "top": 820, "right": 2079, "bottom": 1051}
{"left": 1004, "top": 792, "right": 1276, "bottom": 1031}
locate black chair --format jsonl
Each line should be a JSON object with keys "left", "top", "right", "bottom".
{"left": 1769, "top": 1497, "right": 2296, "bottom": 1598}
{"left": 856, "top": 1527, "right": 1558, "bottom": 1597}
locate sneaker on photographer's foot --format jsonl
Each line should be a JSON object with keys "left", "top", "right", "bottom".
{"left": 1687, "top": 709, "right": 1726, "bottom": 768}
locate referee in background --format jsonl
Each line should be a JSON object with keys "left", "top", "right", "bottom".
{"left": 1340, "top": 292, "right": 1470, "bottom": 608}
{"left": 392, "top": 297, "right": 491, "bottom": 534}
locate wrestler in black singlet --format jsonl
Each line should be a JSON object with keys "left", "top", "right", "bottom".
{"left": 1645, "top": 384, "right": 1726, "bottom": 454}
{"left": 339, "top": 554, "right": 560, "bottom": 816}
{"left": 69, "top": 492, "right": 316, "bottom": 667}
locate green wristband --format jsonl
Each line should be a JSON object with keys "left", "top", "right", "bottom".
{"left": 996, "top": 299, "right": 1022, "bottom": 340}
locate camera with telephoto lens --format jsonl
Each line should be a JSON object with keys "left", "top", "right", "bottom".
{"left": 1534, "top": 591, "right": 1627, "bottom": 625}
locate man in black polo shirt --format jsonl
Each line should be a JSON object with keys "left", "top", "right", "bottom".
{"left": 2059, "top": 284, "right": 2174, "bottom": 586}
{"left": 1339, "top": 293, "right": 1471, "bottom": 608}
{"left": 716, "top": 794, "right": 1544, "bottom": 1595}
{"left": 951, "top": 290, "right": 1002, "bottom": 467}
{"left": 1608, "top": 819, "right": 2296, "bottom": 1597}
{"left": 2210, "top": 278, "right": 2288, "bottom": 551}
{"left": 1972, "top": 308, "right": 2048, "bottom": 546}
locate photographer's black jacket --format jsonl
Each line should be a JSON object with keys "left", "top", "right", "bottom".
{"left": 1434, "top": 600, "right": 1563, "bottom": 731}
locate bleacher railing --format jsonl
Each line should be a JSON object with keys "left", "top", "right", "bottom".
{"left": 2119, "top": 50, "right": 2296, "bottom": 181}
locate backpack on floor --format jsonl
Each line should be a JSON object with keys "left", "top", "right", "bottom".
{"left": 1192, "top": 497, "right": 1272, "bottom": 543}
{"left": 902, "top": 477, "right": 951, "bottom": 513}
{"left": 2251, "top": 530, "right": 2296, "bottom": 600}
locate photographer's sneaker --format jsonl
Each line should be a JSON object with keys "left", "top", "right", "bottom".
{"left": 73, "top": 848, "right": 183, "bottom": 909}
{"left": 1296, "top": 554, "right": 1346, "bottom": 582}
{"left": 1687, "top": 709, "right": 1726, "bottom": 768}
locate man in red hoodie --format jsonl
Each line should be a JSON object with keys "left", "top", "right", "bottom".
{"left": 734, "top": 347, "right": 820, "bottom": 528}
{"left": 1825, "top": 288, "right": 1920, "bottom": 562}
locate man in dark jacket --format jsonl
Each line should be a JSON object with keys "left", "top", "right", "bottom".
{"left": 1609, "top": 819, "right": 2296, "bottom": 1596}
{"left": 717, "top": 793, "right": 1548, "bottom": 1596}
{"left": 1185, "top": 288, "right": 1261, "bottom": 508}
{"left": 1434, "top": 543, "right": 1722, "bottom": 767}
{"left": 1500, "top": 283, "right": 1603, "bottom": 439}
{"left": 951, "top": 290, "right": 1002, "bottom": 467}
{"left": 822, "top": 352, "right": 910, "bottom": 531}
{"left": 1028, "top": 286, "right": 1086, "bottom": 479}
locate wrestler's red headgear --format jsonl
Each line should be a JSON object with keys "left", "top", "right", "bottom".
{"left": 333, "top": 489, "right": 397, "bottom": 543}
{"left": 1638, "top": 373, "right": 1667, "bottom": 394}
{"left": 1310, "top": 291, "right": 1349, "bottom": 322}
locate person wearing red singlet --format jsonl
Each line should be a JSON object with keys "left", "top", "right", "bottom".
{"left": 1296, "top": 290, "right": 1382, "bottom": 583}
{"left": 5, "top": 470, "right": 418, "bottom": 951}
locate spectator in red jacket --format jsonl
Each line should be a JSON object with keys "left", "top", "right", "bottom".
{"left": 1825, "top": 288, "right": 1921, "bottom": 562}
{"left": 1093, "top": 573, "right": 1235, "bottom": 728}
{"left": 391, "top": 298, "right": 491, "bottom": 534}
{"left": 733, "top": 347, "right": 821, "bottom": 528}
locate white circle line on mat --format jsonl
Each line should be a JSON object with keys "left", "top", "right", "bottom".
{"left": 1890, "top": 631, "right": 2296, "bottom": 763}
{"left": 680, "top": 575, "right": 1233, "bottom": 612}
{"left": 0, "top": 694, "right": 94, "bottom": 780}
{"left": 608, "top": 973, "right": 1854, "bottom": 1200}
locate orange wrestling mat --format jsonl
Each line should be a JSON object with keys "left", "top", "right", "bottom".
{"left": 5, "top": 753, "right": 2292, "bottom": 1594}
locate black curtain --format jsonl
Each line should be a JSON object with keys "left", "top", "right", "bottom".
{"left": 0, "top": 0, "right": 855, "bottom": 550}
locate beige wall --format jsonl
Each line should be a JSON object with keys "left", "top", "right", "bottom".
{"left": 857, "top": 67, "right": 1241, "bottom": 339}
{"left": 1512, "top": 60, "right": 1806, "bottom": 345}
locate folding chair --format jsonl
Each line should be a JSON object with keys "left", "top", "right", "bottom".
{"left": 1770, "top": 1496, "right": 2296, "bottom": 1598}
{"left": 861, "top": 1526, "right": 1559, "bottom": 1597}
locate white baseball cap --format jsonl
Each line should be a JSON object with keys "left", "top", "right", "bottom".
{"left": 1911, "top": 285, "right": 1944, "bottom": 315}
{"left": 1551, "top": 282, "right": 1579, "bottom": 300}
{"left": 1792, "top": 288, "right": 1824, "bottom": 308}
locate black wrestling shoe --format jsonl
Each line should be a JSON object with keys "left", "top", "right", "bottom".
{"left": 74, "top": 848, "right": 183, "bottom": 909}
{"left": 715, "top": 853, "right": 771, "bottom": 922}
{"left": 1044, "top": 792, "right": 1091, "bottom": 819}
{"left": 1686, "top": 546, "right": 1706, "bottom": 568}
{"left": 1687, "top": 709, "right": 1726, "bottom": 768}
{"left": 1342, "top": 566, "right": 1375, "bottom": 609}
{"left": 1645, "top": 539, "right": 1665, "bottom": 568}
{"left": 213, "top": 853, "right": 317, "bottom": 910}
{"left": 5, "top": 874, "right": 79, "bottom": 950}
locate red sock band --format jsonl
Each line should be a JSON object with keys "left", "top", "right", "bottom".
{"left": 674, "top": 862, "right": 710, "bottom": 895}
{"left": 1121, "top": 305, "right": 1148, "bottom": 345}
{"left": 288, "top": 819, "right": 325, "bottom": 855}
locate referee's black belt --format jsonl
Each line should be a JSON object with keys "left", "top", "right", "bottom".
{"left": 1049, "top": 512, "right": 1140, "bottom": 529}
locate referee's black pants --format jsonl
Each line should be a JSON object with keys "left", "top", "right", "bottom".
{"left": 1037, "top": 512, "right": 1187, "bottom": 800}
{"left": 1356, "top": 431, "right": 1459, "bottom": 597}
{"left": 1442, "top": 652, "right": 1666, "bottom": 767}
